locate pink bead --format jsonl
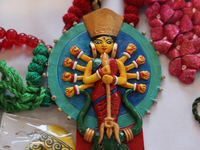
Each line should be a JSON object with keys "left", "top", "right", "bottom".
{"left": 6, "top": 29, "right": 18, "bottom": 41}
{"left": 2, "top": 38, "right": 14, "bottom": 49}
{"left": 0, "top": 27, "right": 6, "bottom": 39}
{"left": 27, "top": 35, "right": 39, "bottom": 48}
{"left": 17, "top": 33, "right": 27, "bottom": 45}
{"left": 46, "top": 45, "right": 53, "bottom": 50}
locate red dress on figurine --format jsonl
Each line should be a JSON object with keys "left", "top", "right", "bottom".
{"left": 76, "top": 58, "right": 144, "bottom": 150}
{"left": 92, "top": 58, "right": 121, "bottom": 128}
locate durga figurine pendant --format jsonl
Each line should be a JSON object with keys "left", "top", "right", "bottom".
{"left": 47, "top": 8, "right": 162, "bottom": 150}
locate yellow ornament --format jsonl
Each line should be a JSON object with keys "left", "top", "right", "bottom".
{"left": 25, "top": 125, "right": 75, "bottom": 150}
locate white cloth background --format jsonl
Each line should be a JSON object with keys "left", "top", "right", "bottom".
{"left": 0, "top": 0, "right": 200, "bottom": 149}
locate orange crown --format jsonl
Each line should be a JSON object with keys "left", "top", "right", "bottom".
{"left": 83, "top": 8, "right": 124, "bottom": 38}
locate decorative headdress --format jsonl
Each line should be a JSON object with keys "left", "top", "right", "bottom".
{"left": 83, "top": 8, "right": 123, "bottom": 58}
{"left": 83, "top": 8, "right": 124, "bottom": 38}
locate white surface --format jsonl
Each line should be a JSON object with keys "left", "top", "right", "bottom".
{"left": 0, "top": 0, "right": 200, "bottom": 150}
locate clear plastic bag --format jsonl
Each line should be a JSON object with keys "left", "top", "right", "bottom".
{"left": 0, "top": 112, "right": 76, "bottom": 150}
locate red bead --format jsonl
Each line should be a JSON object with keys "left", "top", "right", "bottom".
{"left": 26, "top": 35, "right": 33, "bottom": 46}
{"left": 6, "top": 29, "right": 18, "bottom": 41}
{"left": 46, "top": 45, "right": 53, "bottom": 50}
{"left": 2, "top": 38, "right": 14, "bottom": 49}
{"left": 17, "top": 33, "right": 27, "bottom": 45}
{"left": 27, "top": 35, "right": 39, "bottom": 48}
{"left": 14, "top": 39, "right": 22, "bottom": 46}
{"left": 38, "top": 39, "right": 45, "bottom": 45}
{"left": 0, "top": 27, "right": 6, "bottom": 39}
{"left": 0, "top": 42, "right": 3, "bottom": 51}
{"left": 27, "top": 35, "right": 33, "bottom": 39}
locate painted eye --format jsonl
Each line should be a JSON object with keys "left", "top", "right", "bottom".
{"left": 107, "top": 41, "right": 113, "bottom": 44}
{"left": 95, "top": 41, "right": 101, "bottom": 44}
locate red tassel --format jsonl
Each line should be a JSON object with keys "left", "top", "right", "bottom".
{"left": 62, "top": 13, "right": 80, "bottom": 24}
{"left": 64, "top": 23, "right": 73, "bottom": 31}
{"left": 68, "top": 6, "right": 83, "bottom": 19}
{"left": 124, "top": 5, "right": 139, "bottom": 15}
{"left": 123, "top": 0, "right": 144, "bottom": 8}
{"left": 73, "top": 0, "right": 91, "bottom": 14}
{"left": 124, "top": 14, "right": 140, "bottom": 27}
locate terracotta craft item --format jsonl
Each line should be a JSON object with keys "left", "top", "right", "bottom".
{"left": 48, "top": 8, "right": 162, "bottom": 150}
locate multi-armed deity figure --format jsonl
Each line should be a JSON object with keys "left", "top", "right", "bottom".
{"left": 61, "top": 8, "right": 150, "bottom": 150}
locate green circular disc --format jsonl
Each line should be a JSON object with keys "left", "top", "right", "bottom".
{"left": 47, "top": 23, "right": 161, "bottom": 130}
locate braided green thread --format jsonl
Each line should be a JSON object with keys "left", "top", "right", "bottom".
{"left": 0, "top": 60, "right": 42, "bottom": 112}
{"left": 192, "top": 97, "right": 200, "bottom": 124}
{"left": 0, "top": 60, "right": 55, "bottom": 112}
{"left": 0, "top": 43, "right": 55, "bottom": 113}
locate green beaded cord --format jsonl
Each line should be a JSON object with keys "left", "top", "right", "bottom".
{"left": 192, "top": 97, "right": 200, "bottom": 124}
{"left": 0, "top": 43, "right": 55, "bottom": 113}
{"left": 28, "top": 62, "right": 44, "bottom": 75}
{"left": 26, "top": 43, "right": 49, "bottom": 85}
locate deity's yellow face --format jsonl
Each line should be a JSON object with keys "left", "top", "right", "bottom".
{"left": 93, "top": 36, "right": 114, "bottom": 54}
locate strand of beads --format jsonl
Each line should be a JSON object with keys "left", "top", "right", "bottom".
{"left": 145, "top": 0, "right": 200, "bottom": 84}
{"left": 27, "top": 43, "right": 55, "bottom": 107}
{"left": 0, "top": 27, "right": 52, "bottom": 51}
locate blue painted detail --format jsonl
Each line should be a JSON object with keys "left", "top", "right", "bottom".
{"left": 92, "top": 63, "right": 101, "bottom": 74}
{"left": 93, "top": 88, "right": 118, "bottom": 106}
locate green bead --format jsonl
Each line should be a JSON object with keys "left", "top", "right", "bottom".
{"left": 28, "top": 62, "right": 44, "bottom": 75}
{"left": 33, "top": 43, "right": 49, "bottom": 57}
{"left": 26, "top": 72, "right": 42, "bottom": 85}
{"left": 32, "top": 54, "right": 48, "bottom": 67}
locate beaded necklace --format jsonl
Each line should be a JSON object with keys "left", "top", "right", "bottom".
{"left": 144, "top": 0, "right": 200, "bottom": 124}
